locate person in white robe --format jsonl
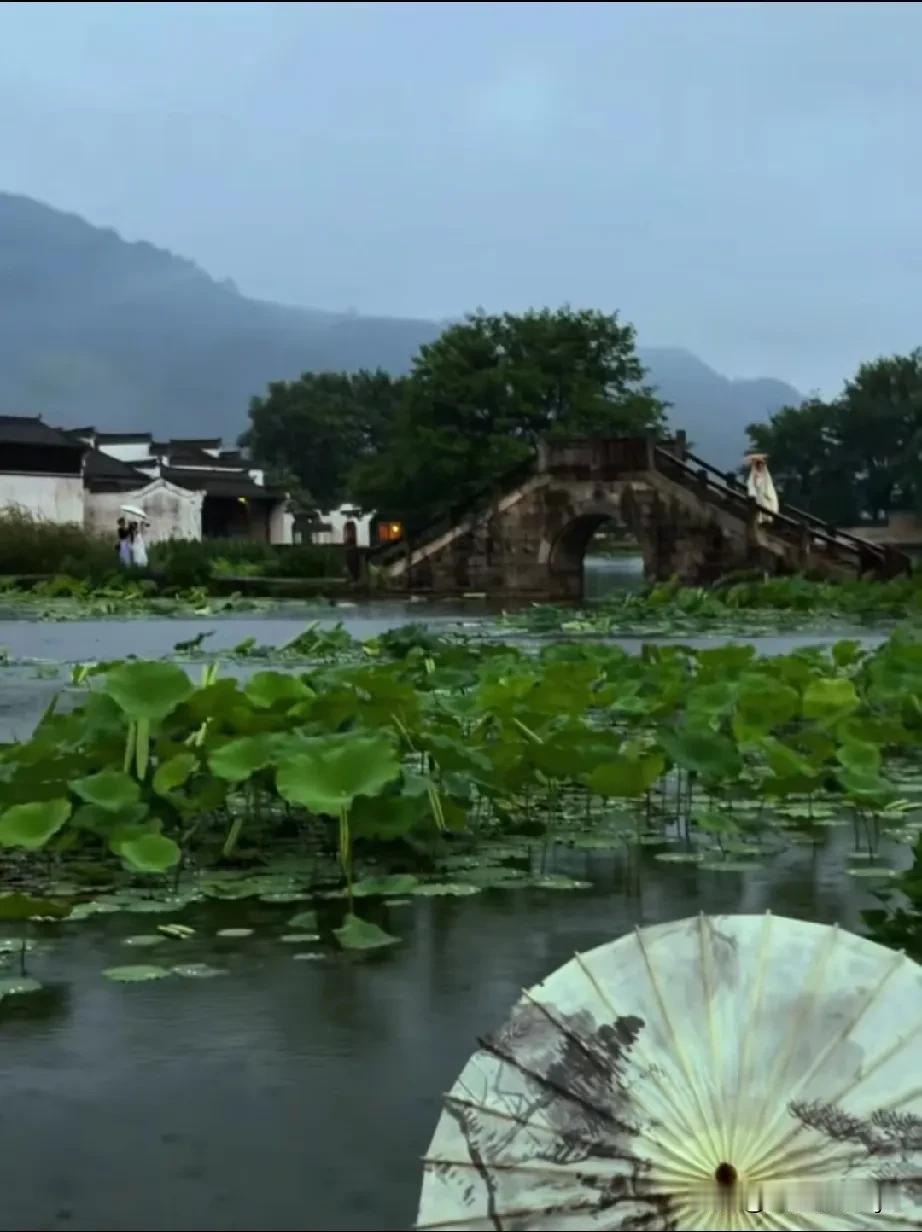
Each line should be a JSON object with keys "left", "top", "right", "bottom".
{"left": 745, "top": 453, "right": 779, "bottom": 523}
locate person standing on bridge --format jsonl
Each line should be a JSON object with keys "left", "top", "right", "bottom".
{"left": 745, "top": 453, "right": 779, "bottom": 523}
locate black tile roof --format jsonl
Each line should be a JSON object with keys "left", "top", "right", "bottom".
{"left": 82, "top": 447, "right": 150, "bottom": 486}
{"left": 162, "top": 467, "right": 283, "bottom": 500}
{"left": 0, "top": 414, "right": 86, "bottom": 449}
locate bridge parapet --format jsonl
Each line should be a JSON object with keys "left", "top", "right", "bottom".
{"left": 538, "top": 433, "right": 688, "bottom": 480}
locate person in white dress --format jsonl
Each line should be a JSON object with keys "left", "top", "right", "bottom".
{"left": 130, "top": 521, "right": 149, "bottom": 568}
{"left": 745, "top": 453, "right": 779, "bottom": 523}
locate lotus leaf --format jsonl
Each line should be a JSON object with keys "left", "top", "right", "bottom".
{"left": 208, "top": 734, "right": 282, "bottom": 782}
{"left": 73, "top": 770, "right": 141, "bottom": 813}
{"left": 586, "top": 752, "right": 664, "bottom": 798}
{"left": 0, "top": 799, "right": 71, "bottom": 850}
{"left": 152, "top": 753, "right": 198, "bottom": 795}
{"left": 276, "top": 733, "right": 401, "bottom": 815}
{"left": 802, "top": 677, "right": 859, "bottom": 722}
{"left": 120, "top": 832, "right": 182, "bottom": 873}
{"left": 105, "top": 661, "right": 193, "bottom": 721}
{"left": 334, "top": 913, "right": 400, "bottom": 950}
{"left": 0, "top": 976, "right": 42, "bottom": 996}
{"left": 103, "top": 964, "right": 171, "bottom": 982}
{"left": 244, "top": 672, "right": 312, "bottom": 709}
{"left": 351, "top": 874, "right": 420, "bottom": 897}
{"left": 0, "top": 892, "right": 71, "bottom": 920}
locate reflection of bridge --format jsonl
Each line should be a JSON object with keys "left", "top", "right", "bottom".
{"left": 376, "top": 435, "right": 910, "bottom": 599}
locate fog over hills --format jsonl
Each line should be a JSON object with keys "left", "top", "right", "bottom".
{"left": 0, "top": 193, "right": 800, "bottom": 466}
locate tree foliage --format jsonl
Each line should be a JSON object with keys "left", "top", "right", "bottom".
{"left": 747, "top": 350, "right": 922, "bottom": 525}
{"left": 239, "top": 369, "right": 404, "bottom": 511}
{"left": 351, "top": 308, "right": 667, "bottom": 532}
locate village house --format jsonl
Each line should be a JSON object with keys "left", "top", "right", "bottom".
{"left": 0, "top": 416, "right": 294, "bottom": 545}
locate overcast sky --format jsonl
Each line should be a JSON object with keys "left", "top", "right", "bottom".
{"left": 2, "top": 0, "right": 920, "bottom": 394}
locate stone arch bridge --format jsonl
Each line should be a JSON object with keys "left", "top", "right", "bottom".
{"left": 377, "top": 435, "right": 909, "bottom": 600}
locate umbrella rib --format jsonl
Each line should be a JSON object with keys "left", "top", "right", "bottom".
{"left": 728, "top": 911, "right": 774, "bottom": 1165}
{"left": 697, "top": 913, "right": 729, "bottom": 1163}
{"left": 440, "top": 1094, "right": 707, "bottom": 1181}
{"left": 742, "top": 948, "right": 910, "bottom": 1176}
{"left": 734, "top": 920, "right": 840, "bottom": 1171}
{"left": 632, "top": 924, "right": 726, "bottom": 1170}
{"left": 746, "top": 1022, "right": 922, "bottom": 1180}
{"left": 572, "top": 950, "right": 710, "bottom": 1140}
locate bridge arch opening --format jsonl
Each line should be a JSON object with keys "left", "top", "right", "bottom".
{"left": 548, "top": 510, "right": 643, "bottom": 600}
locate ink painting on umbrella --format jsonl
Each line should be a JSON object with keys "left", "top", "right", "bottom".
{"left": 417, "top": 913, "right": 922, "bottom": 1230}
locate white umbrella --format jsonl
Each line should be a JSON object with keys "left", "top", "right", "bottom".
{"left": 120, "top": 503, "right": 149, "bottom": 523}
{"left": 417, "top": 913, "right": 922, "bottom": 1230}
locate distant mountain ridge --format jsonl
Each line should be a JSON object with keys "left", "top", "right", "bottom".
{"left": 0, "top": 193, "right": 800, "bottom": 467}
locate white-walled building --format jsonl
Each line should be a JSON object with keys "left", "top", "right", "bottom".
{"left": 0, "top": 415, "right": 86, "bottom": 523}
{"left": 0, "top": 417, "right": 294, "bottom": 545}
{"left": 311, "top": 503, "right": 375, "bottom": 548}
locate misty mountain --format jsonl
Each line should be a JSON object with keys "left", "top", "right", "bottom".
{"left": 0, "top": 193, "right": 799, "bottom": 465}
{"left": 639, "top": 348, "right": 801, "bottom": 468}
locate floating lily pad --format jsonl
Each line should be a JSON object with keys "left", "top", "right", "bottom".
{"left": 352, "top": 874, "right": 420, "bottom": 897}
{"left": 0, "top": 938, "right": 34, "bottom": 953}
{"left": 280, "top": 933, "right": 320, "bottom": 943}
{"left": 412, "top": 882, "right": 480, "bottom": 897}
{"left": 0, "top": 975, "right": 42, "bottom": 996}
{"left": 334, "top": 913, "right": 400, "bottom": 950}
{"left": 632, "top": 834, "right": 679, "bottom": 847}
{"left": 216, "top": 928, "right": 254, "bottom": 938}
{"left": 292, "top": 952, "right": 325, "bottom": 961}
{"left": 122, "top": 934, "right": 167, "bottom": 948}
{"left": 286, "top": 910, "right": 318, "bottom": 930}
{"left": 654, "top": 851, "right": 706, "bottom": 864}
{"left": 258, "top": 892, "right": 310, "bottom": 904}
{"left": 69, "top": 900, "right": 122, "bottom": 920}
{"left": 103, "top": 964, "right": 171, "bottom": 982}
{"left": 845, "top": 866, "right": 897, "bottom": 878}
{"left": 157, "top": 923, "right": 195, "bottom": 939}
{"left": 458, "top": 867, "right": 529, "bottom": 888}
{"left": 172, "top": 963, "right": 226, "bottom": 978}
{"left": 527, "top": 875, "right": 592, "bottom": 890}
{"left": 384, "top": 898, "right": 413, "bottom": 908}
{"left": 699, "top": 860, "right": 763, "bottom": 872}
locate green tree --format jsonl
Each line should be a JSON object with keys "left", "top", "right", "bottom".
{"left": 352, "top": 308, "right": 667, "bottom": 532}
{"left": 837, "top": 350, "right": 922, "bottom": 519}
{"left": 746, "top": 349, "right": 922, "bottom": 525}
{"left": 746, "top": 398, "right": 860, "bottom": 525}
{"left": 239, "top": 369, "right": 404, "bottom": 511}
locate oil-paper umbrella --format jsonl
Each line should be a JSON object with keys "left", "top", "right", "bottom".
{"left": 417, "top": 913, "right": 922, "bottom": 1230}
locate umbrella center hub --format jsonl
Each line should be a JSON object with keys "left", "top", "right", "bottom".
{"left": 714, "top": 1162, "right": 738, "bottom": 1188}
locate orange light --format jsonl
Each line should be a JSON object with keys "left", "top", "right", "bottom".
{"left": 391, "top": 523, "right": 401, "bottom": 534}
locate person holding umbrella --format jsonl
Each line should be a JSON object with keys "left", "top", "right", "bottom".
{"left": 119, "top": 504, "right": 150, "bottom": 568}
{"left": 116, "top": 516, "right": 133, "bottom": 567}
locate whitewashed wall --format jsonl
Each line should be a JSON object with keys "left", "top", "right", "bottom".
{"left": 85, "top": 480, "right": 203, "bottom": 544}
{"left": 313, "top": 504, "right": 374, "bottom": 547}
{"left": 269, "top": 504, "right": 294, "bottom": 545}
{"left": 101, "top": 441, "right": 153, "bottom": 464}
{"left": 0, "top": 474, "right": 85, "bottom": 524}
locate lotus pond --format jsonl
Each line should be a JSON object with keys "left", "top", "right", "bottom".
{"left": 3, "top": 583, "right": 922, "bottom": 1230}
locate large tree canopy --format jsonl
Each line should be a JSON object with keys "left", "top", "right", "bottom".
{"left": 747, "top": 349, "right": 922, "bottom": 525}
{"left": 239, "top": 369, "right": 403, "bottom": 510}
{"left": 351, "top": 307, "right": 667, "bottom": 531}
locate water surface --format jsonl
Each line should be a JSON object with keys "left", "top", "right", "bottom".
{"left": 0, "top": 831, "right": 896, "bottom": 1232}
